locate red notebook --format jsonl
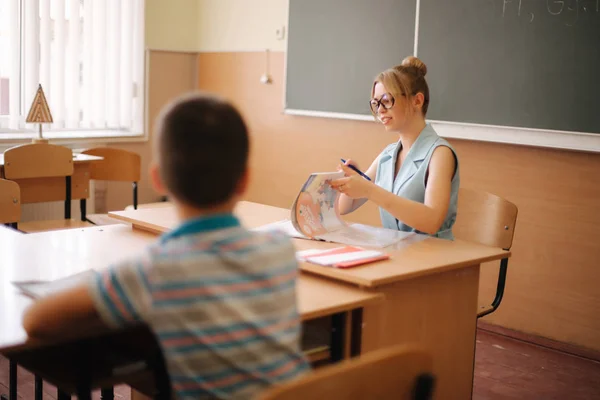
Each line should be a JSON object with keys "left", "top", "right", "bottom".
{"left": 296, "top": 246, "right": 389, "bottom": 269}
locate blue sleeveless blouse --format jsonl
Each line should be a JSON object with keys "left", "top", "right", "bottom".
{"left": 374, "top": 124, "right": 460, "bottom": 240}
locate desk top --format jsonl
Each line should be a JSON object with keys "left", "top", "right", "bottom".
{"left": 109, "top": 201, "right": 289, "bottom": 233}
{"left": 110, "top": 201, "right": 510, "bottom": 288}
{"left": 0, "top": 152, "right": 103, "bottom": 167}
{"left": 0, "top": 224, "right": 381, "bottom": 352}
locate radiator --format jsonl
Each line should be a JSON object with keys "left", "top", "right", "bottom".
{"left": 20, "top": 181, "right": 98, "bottom": 222}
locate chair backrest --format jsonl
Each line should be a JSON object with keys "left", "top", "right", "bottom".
{"left": 3, "top": 143, "right": 73, "bottom": 179}
{"left": 453, "top": 188, "right": 518, "bottom": 250}
{"left": 81, "top": 147, "right": 141, "bottom": 182}
{"left": 257, "top": 345, "right": 434, "bottom": 400}
{"left": 0, "top": 179, "right": 21, "bottom": 224}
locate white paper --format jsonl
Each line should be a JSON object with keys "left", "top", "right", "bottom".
{"left": 13, "top": 270, "right": 96, "bottom": 299}
{"left": 295, "top": 248, "right": 334, "bottom": 259}
{"left": 305, "top": 250, "right": 385, "bottom": 266}
{"left": 316, "top": 224, "right": 414, "bottom": 248}
{"left": 253, "top": 218, "right": 414, "bottom": 248}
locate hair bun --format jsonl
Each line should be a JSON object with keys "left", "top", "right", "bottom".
{"left": 401, "top": 56, "right": 427, "bottom": 77}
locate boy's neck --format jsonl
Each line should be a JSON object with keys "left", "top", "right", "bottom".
{"left": 173, "top": 198, "right": 237, "bottom": 222}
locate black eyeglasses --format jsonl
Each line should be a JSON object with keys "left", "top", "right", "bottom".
{"left": 369, "top": 93, "right": 395, "bottom": 114}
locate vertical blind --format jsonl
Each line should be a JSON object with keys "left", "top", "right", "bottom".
{"left": 0, "top": 0, "right": 145, "bottom": 135}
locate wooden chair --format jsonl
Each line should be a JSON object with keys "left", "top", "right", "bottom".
{"left": 453, "top": 187, "right": 519, "bottom": 318}
{"left": 0, "top": 178, "right": 20, "bottom": 229}
{"left": 79, "top": 147, "right": 141, "bottom": 225}
{"left": 257, "top": 345, "right": 435, "bottom": 400}
{"left": 2, "top": 143, "right": 93, "bottom": 233}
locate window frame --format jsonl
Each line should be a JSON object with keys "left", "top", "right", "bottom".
{"left": 0, "top": 0, "right": 148, "bottom": 144}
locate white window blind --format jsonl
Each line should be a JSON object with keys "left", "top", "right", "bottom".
{"left": 0, "top": 0, "right": 145, "bottom": 137}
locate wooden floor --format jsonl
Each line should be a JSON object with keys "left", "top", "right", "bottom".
{"left": 473, "top": 329, "right": 600, "bottom": 399}
{"left": 1, "top": 329, "right": 599, "bottom": 399}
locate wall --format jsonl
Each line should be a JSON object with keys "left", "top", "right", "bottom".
{"left": 103, "top": 0, "right": 199, "bottom": 211}
{"left": 145, "top": 0, "right": 200, "bottom": 52}
{"left": 197, "top": 0, "right": 288, "bottom": 52}
{"left": 193, "top": 1, "right": 600, "bottom": 353}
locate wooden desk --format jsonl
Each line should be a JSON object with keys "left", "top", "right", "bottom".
{"left": 0, "top": 153, "right": 102, "bottom": 203}
{"left": 110, "top": 201, "right": 510, "bottom": 399}
{"left": 0, "top": 225, "right": 156, "bottom": 351}
{"left": 0, "top": 224, "right": 381, "bottom": 396}
{"left": 0, "top": 224, "right": 381, "bottom": 351}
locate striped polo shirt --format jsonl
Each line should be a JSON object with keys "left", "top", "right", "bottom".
{"left": 88, "top": 213, "right": 310, "bottom": 399}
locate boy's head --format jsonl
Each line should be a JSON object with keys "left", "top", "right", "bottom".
{"left": 150, "top": 92, "right": 249, "bottom": 210}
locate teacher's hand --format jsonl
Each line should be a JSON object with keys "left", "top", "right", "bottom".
{"left": 330, "top": 164, "right": 375, "bottom": 199}
{"left": 337, "top": 158, "right": 361, "bottom": 174}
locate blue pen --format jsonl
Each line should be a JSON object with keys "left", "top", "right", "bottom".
{"left": 340, "top": 159, "right": 371, "bottom": 181}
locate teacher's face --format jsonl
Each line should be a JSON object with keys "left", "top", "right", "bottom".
{"left": 371, "top": 82, "right": 405, "bottom": 132}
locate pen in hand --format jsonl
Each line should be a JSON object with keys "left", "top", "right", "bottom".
{"left": 340, "top": 159, "right": 372, "bottom": 181}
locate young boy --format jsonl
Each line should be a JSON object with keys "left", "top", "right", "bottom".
{"left": 23, "top": 93, "right": 310, "bottom": 399}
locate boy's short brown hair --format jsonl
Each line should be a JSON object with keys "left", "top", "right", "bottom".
{"left": 154, "top": 92, "right": 249, "bottom": 208}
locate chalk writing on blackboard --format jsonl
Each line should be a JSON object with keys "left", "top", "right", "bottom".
{"left": 499, "top": 0, "right": 599, "bottom": 26}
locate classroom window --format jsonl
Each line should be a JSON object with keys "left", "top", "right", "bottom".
{"left": 0, "top": 0, "right": 145, "bottom": 139}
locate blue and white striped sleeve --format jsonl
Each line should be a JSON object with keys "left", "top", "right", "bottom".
{"left": 87, "top": 257, "right": 153, "bottom": 328}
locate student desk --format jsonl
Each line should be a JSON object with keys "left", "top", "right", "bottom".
{"left": 0, "top": 153, "right": 102, "bottom": 205}
{"left": 0, "top": 225, "right": 381, "bottom": 397}
{"left": 110, "top": 201, "right": 511, "bottom": 399}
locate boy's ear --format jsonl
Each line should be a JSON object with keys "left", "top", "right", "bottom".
{"left": 149, "top": 161, "right": 167, "bottom": 195}
{"left": 236, "top": 167, "right": 250, "bottom": 196}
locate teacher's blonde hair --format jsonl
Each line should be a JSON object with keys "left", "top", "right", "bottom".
{"left": 372, "top": 56, "right": 430, "bottom": 117}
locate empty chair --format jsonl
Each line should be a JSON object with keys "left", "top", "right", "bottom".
{"left": 453, "top": 187, "right": 519, "bottom": 317}
{"left": 0, "top": 178, "right": 20, "bottom": 229}
{"left": 3, "top": 143, "right": 93, "bottom": 233}
{"left": 79, "top": 147, "right": 141, "bottom": 225}
{"left": 257, "top": 345, "right": 435, "bottom": 400}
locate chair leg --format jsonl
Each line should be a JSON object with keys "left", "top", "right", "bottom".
{"left": 100, "top": 387, "right": 114, "bottom": 400}
{"left": 133, "top": 181, "right": 138, "bottom": 210}
{"left": 35, "top": 375, "right": 43, "bottom": 400}
{"left": 477, "top": 258, "right": 509, "bottom": 318}
{"left": 1, "top": 359, "right": 18, "bottom": 400}
{"left": 80, "top": 199, "right": 89, "bottom": 222}
{"left": 64, "top": 176, "right": 72, "bottom": 219}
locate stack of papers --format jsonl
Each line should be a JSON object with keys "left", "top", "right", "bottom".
{"left": 296, "top": 246, "right": 389, "bottom": 269}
